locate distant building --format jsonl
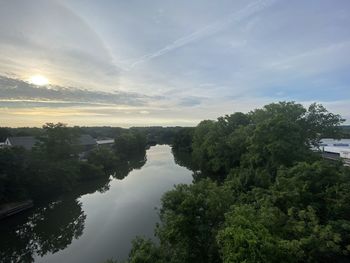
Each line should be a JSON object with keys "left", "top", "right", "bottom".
{"left": 96, "top": 139, "right": 114, "bottom": 147}
{"left": 4, "top": 135, "right": 97, "bottom": 152}
{"left": 78, "top": 134, "right": 98, "bottom": 152}
{"left": 4, "top": 136, "right": 39, "bottom": 150}
{"left": 318, "top": 138, "right": 350, "bottom": 163}
{"left": 319, "top": 138, "right": 350, "bottom": 147}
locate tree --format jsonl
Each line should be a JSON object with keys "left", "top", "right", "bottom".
{"left": 0, "top": 147, "right": 28, "bottom": 204}
{"left": 0, "top": 127, "right": 10, "bottom": 141}
{"left": 156, "top": 179, "right": 233, "bottom": 263}
{"left": 126, "top": 101, "right": 348, "bottom": 263}
{"left": 244, "top": 102, "right": 344, "bottom": 174}
{"left": 217, "top": 205, "right": 299, "bottom": 263}
{"left": 37, "top": 123, "right": 79, "bottom": 161}
{"left": 305, "top": 103, "right": 344, "bottom": 146}
{"left": 172, "top": 127, "right": 194, "bottom": 152}
{"left": 114, "top": 131, "right": 147, "bottom": 159}
{"left": 245, "top": 102, "right": 312, "bottom": 173}
{"left": 87, "top": 147, "right": 119, "bottom": 174}
{"left": 128, "top": 237, "right": 163, "bottom": 263}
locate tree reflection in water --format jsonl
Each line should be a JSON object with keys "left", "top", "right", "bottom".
{"left": 172, "top": 148, "right": 195, "bottom": 172}
{"left": 0, "top": 197, "right": 86, "bottom": 262}
{"left": 172, "top": 148, "right": 215, "bottom": 182}
{"left": 0, "top": 150, "right": 147, "bottom": 262}
{"left": 113, "top": 150, "right": 147, "bottom": 180}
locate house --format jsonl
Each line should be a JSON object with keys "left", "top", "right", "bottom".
{"left": 4, "top": 136, "right": 39, "bottom": 150}
{"left": 78, "top": 134, "right": 98, "bottom": 152}
{"left": 319, "top": 138, "right": 350, "bottom": 147}
{"left": 4, "top": 135, "right": 97, "bottom": 152}
{"left": 96, "top": 139, "right": 114, "bottom": 147}
{"left": 318, "top": 139, "right": 350, "bottom": 163}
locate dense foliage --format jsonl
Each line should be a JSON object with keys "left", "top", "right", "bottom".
{"left": 342, "top": 125, "right": 350, "bottom": 137}
{"left": 124, "top": 102, "right": 350, "bottom": 263}
{"left": 0, "top": 123, "right": 147, "bottom": 205}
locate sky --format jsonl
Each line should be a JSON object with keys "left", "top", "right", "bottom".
{"left": 0, "top": 0, "right": 349, "bottom": 127}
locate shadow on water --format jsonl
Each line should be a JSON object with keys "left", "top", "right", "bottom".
{"left": 172, "top": 148, "right": 195, "bottom": 172}
{"left": 172, "top": 148, "right": 224, "bottom": 182}
{"left": 0, "top": 196, "right": 86, "bottom": 263}
{"left": 113, "top": 150, "right": 147, "bottom": 180}
{"left": 0, "top": 150, "right": 147, "bottom": 263}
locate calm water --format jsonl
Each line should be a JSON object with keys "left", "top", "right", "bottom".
{"left": 0, "top": 145, "right": 192, "bottom": 263}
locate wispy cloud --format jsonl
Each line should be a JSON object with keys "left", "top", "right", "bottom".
{"left": 1, "top": 0, "right": 349, "bottom": 127}
{"left": 265, "top": 41, "right": 350, "bottom": 72}
{"left": 177, "top": 97, "right": 203, "bottom": 107}
{"left": 125, "top": 0, "right": 277, "bottom": 69}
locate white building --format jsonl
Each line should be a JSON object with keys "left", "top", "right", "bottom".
{"left": 319, "top": 138, "right": 350, "bottom": 160}
{"left": 96, "top": 139, "right": 114, "bottom": 147}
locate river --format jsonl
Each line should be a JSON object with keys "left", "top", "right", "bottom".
{"left": 0, "top": 145, "right": 193, "bottom": 263}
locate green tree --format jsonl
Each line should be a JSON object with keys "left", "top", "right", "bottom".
{"left": 156, "top": 179, "right": 233, "bottom": 263}
{"left": 114, "top": 131, "right": 147, "bottom": 159}
{"left": 272, "top": 161, "right": 350, "bottom": 221}
{"left": 172, "top": 127, "right": 194, "bottom": 152}
{"left": 0, "top": 127, "right": 10, "bottom": 141}
{"left": 244, "top": 102, "right": 343, "bottom": 174}
{"left": 217, "top": 205, "right": 300, "bottom": 263}
{"left": 306, "top": 103, "right": 344, "bottom": 146}
{"left": 126, "top": 101, "right": 348, "bottom": 263}
{"left": 78, "top": 162, "right": 104, "bottom": 181}
{"left": 192, "top": 113, "right": 251, "bottom": 176}
{"left": 26, "top": 159, "right": 80, "bottom": 198}
{"left": 87, "top": 147, "right": 119, "bottom": 174}
{"left": 37, "top": 123, "right": 79, "bottom": 161}
{"left": 128, "top": 237, "right": 163, "bottom": 263}
{"left": 0, "top": 147, "right": 28, "bottom": 204}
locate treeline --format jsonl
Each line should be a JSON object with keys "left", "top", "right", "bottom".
{"left": 342, "top": 125, "right": 350, "bottom": 137}
{"left": 0, "top": 123, "right": 147, "bottom": 205}
{"left": 120, "top": 102, "right": 350, "bottom": 263}
{"left": 0, "top": 126, "right": 184, "bottom": 145}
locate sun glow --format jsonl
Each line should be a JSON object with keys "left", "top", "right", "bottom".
{"left": 29, "top": 75, "right": 49, "bottom": 86}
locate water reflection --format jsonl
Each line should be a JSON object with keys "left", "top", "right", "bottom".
{"left": 172, "top": 148, "right": 195, "bottom": 172}
{"left": 113, "top": 151, "right": 147, "bottom": 180}
{"left": 172, "top": 148, "right": 221, "bottom": 182}
{"left": 0, "top": 197, "right": 85, "bottom": 263}
{"left": 0, "top": 146, "right": 191, "bottom": 263}
{"left": 0, "top": 151, "right": 146, "bottom": 263}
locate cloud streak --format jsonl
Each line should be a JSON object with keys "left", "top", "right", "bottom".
{"left": 126, "top": 0, "right": 277, "bottom": 69}
{"left": 0, "top": 0, "right": 349, "bottom": 127}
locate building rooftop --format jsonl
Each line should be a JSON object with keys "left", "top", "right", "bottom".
{"left": 96, "top": 139, "right": 114, "bottom": 145}
{"left": 320, "top": 138, "right": 350, "bottom": 147}
{"left": 6, "top": 135, "right": 96, "bottom": 150}
{"left": 78, "top": 134, "right": 97, "bottom": 146}
{"left": 7, "top": 136, "right": 38, "bottom": 150}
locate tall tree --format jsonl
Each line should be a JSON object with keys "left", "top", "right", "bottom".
{"left": 36, "top": 123, "right": 79, "bottom": 161}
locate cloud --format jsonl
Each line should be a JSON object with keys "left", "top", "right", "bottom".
{"left": 126, "top": 0, "right": 277, "bottom": 69}
{"left": 0, "top": 75, "right": 146, "bottom": 106}
{"left": 264, "top": 41, "right": 350, "bottom": 74}
{"left": 177, "top": 97, "right": 203, "bottom": 107}
{"left": 0, "top": 0, "right": 120, "bottom": 90}
{"left": 0, "top": 0, "right": 349, "bottom": 127}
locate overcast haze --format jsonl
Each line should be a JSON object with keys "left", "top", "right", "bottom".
{"left": 0, "top": 0, "right": 349, "bottom": 127}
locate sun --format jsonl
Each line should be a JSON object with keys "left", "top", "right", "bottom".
{"left": 29, "top": 75, "right": 49, "bottom": 86}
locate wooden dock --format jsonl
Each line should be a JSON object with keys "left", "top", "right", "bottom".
{"left": 0, "top": 200, "right": 33, "bottom": 219}
{"left": 322, "top": 153, "right": 350, "bottom": 167}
